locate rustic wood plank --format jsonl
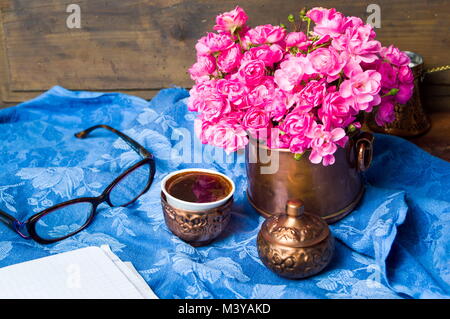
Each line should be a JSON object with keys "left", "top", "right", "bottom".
{"left": 409, "top": 112, "right": 450, "bottom": 162}
{"left": 0, "top": 0, "right": 448, "bottom": 107}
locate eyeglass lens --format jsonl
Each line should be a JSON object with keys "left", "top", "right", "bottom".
{"left": 34, "top": 202, "right": 94, "bottom": 240}
{"left": 108, "top": 162, "right": 151, "bottom": 207}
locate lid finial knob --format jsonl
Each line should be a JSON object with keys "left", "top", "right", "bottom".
{"left": 286, "top": 199, "right": 304, "bottom": 217}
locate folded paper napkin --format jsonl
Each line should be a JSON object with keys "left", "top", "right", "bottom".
{"left": 0, "top": 86, "right": 448, "bottom": 299}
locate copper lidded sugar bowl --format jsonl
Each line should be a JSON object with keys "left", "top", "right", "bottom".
{"left": 257, "top": 199, "right": 334, "bottom": 279}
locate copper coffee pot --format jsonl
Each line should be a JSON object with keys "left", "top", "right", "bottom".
{"left": 257, "top": 199, "right": 334, "bottom": 279}
{"left": 366, "top": 51, "right": 450, "bottom": 137}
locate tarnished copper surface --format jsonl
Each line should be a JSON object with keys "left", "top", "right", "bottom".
{"left": 356, "top": 132, "right": 375, "bottom": 172}
{"left": 367, "top": 51, "right": 431, "bottom": 137}
{"left": 245, "top": 132, "right": 373, "bottom": 223}
{"left": 257, "top": 199, "right": 334, "bottom": 279}
{"left": 161, "top": 192, "right": 232, "bottom": 247}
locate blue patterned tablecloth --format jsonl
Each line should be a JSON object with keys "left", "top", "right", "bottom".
{"left": 0, "top": 86, "right": 448, "bottom": 299}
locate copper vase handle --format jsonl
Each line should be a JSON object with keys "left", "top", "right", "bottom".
{"left": 355, "top": 132, "right": 374, "bottom": 172}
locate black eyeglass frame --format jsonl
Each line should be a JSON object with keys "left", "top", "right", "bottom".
{"left": 0, "top": 124, "right": 156, "bottom": 244}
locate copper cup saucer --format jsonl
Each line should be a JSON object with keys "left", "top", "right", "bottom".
{"left": 161, "top": 192, "right": 233, "bottom": 247}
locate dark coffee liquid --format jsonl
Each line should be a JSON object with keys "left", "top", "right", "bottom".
{"left": 166, "top": 172, "right": 232, "bottom": 203}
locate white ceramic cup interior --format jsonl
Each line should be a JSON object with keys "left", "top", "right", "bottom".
{"left": 161, "top": 168, "right": 235, "bottom": 212}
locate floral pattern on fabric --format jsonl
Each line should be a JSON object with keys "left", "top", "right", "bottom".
{"left": 0, "top": 86, "right": 448, "bottom": 299}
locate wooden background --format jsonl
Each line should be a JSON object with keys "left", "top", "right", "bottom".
{"left": 0, "top": 0, "right": 449, "bottom": 110}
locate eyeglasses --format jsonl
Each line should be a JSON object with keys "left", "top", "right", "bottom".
{"left": 0, "top": 125, "right": 156, "bottom": 244}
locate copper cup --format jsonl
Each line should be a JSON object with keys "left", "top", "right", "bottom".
{"left": 161, "top": 192, "right": 233, "bottom": 246}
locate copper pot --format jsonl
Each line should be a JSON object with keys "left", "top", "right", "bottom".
{"left": 161, "top": 192, "right": 232, "bottom": 246}
{"left": 245, "top": 132, "right": 373, "bottom": 223}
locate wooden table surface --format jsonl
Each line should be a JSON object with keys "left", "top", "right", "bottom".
{"left": 409, "top": 112, "right": 450, "bottom": 162}
{"left": 367, "top": 111, "right": 450, "bottom": 163}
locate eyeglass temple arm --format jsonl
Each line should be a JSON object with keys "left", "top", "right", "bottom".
{"left": 74, "top": 124, "right": 152, "bottom": 159}
{"left": 0, "top": 209, "right": 17, "bottom": 229}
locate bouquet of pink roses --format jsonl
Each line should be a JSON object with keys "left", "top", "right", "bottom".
{"left": 187, "top": 6, "right": 414, "bottom": 166}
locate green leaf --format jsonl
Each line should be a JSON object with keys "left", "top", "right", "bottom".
{"left": 294, "top": 153, "right": 303, "bottom": 161}
{"left": 388, "top": 88, "right": 399, "bottom": 96}
{"left": 381, "top": 88, "right": 400, "bottom": 98}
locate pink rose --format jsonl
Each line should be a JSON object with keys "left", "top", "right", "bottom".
{"left": 396, "top": 83, "right": 414, "bottom": 104}
{"left": 238, "top": 60, "right": 266, "bottom": 86}
{"left": 211, "top": 121, "right": 249, "bottom": 153}
{"left": 319, "top": 91, "right": 355, "bottom": 129}
{"left": 274, "top": 56, "right": 315, "bottom": 92}
{"left": 245, "top": 84, "right": 271, "bottom": 109}
{"left": 244, "top": 24, "right": 286, "bottom": 45}
{"left": 195, "top": 115, "right": 242, "bottom": 142}
{"left": 285, "top": 32, "right": 310, "bottom": 50}
{"left": 245, "top": 78, "right": 280, "bottom": 112}
{"left": 308, "top": 47, "right": 346, "bottom": 82}
{"left": 280, "top": 111, "right": 314, "bottom": 137}
{"left": 195, "top": 33, "right": 234, "bottom": 56}
{"left": 259, "top": 76, "right": 277, "bottom": 91}
{"left": 332, "top": 24, "right": 381, "bottom": 64}
{"left": 242, "top": 107, "right": 270, "bottom": 136}
{"left": 342, "top": 16, "right": 364, "bottom": 30}
{"left": 188, "top": 81, "right": 217, "bottom": 111}
{"left": 190, "top": 80, "right": 217, "bottom": 98}
{"left": 217, "top": 44, "right": 243, "bottom": 73}
{"left": 377, "top": 61, "right": 398, "bottom": 89}
{"left": 289, "top": 135, "right": 311, "bottom": 154}
{"left": 265, "top": 88, "right": 290, "bottom": 121}
{"left": 340, "top": 70, "right": 381, "bottom": 112}
{"left": 342, "top": 57, "right": 363, "bottom": 78}
{"left": 375, "top": 97, "right": 396, "bottom": 126}
{"left": 215, "top": 79, "right": 247, "bottom": 107}
{"left": 296, "top": 80, "right": 327, "bottom": 110}
{"left": 188, "top": 55, "right": 216, "bottom": 81}
{"left": 274, "top": 69, "right": 296, "bottom": 92}
{"left": 198, "top": 91, "right": 232, "bottom": 122}
{"left": 243, "top": 44, "right": 284, "bottom": 67}
{"left": 398, "top": 65, "right": 414, "bottom": 84}
{"left": 306, "top": 123, "right": 348, "bottom": 166}
{"left": 307, "top": 7, "right": 345, "bottom": 37}
{"left": 376, "top": 62, "right": 413, "bottom": 104}
{"left": 380, "top": 45, "right": 410, "bottom": 67}
{"left": 214, "top": 6, "right": 248, "bottom": 33}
